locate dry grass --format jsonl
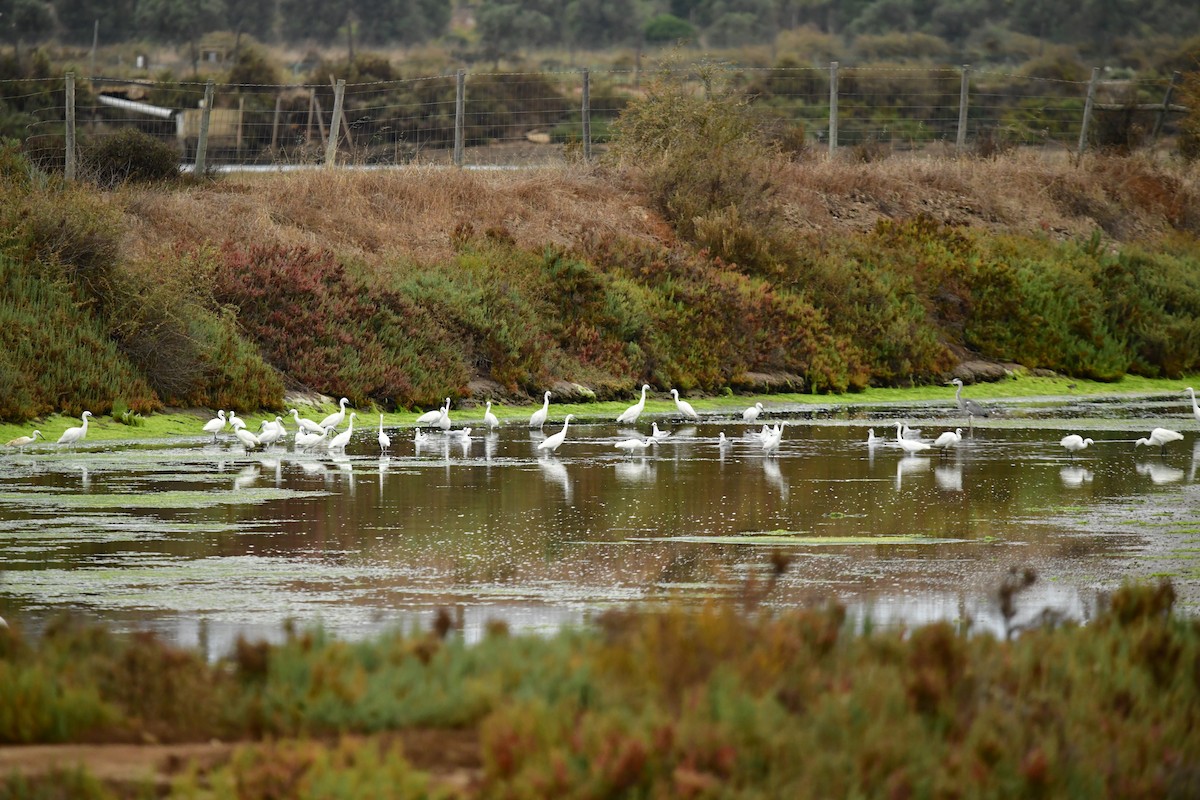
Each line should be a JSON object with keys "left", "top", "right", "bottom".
{"left": 113, "top": 154, "right": 1198, "bottom": 273}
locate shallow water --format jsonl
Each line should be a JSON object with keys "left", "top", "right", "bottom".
{"left": 2, "top": 394, "right": 1199, "bottom": 655}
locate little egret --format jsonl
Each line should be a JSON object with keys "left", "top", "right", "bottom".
{"left": 57, "top": 411, "right": 92, "bottom": 447}
{"left": 743, "top": 402, "right": 764, "bottom": 423}
{"left": 202, "top": 410, "right": 227, "bottom": 441}
{"left": 651, "top": 422, "right": 672, "bottom": 440}
{"left": 295, "top": 428, "right": 327, "bottom": 448}
{"left": 933, "top": 428, "right": 963, "bottom": 448}
{"left": 537, "top": 414, "right": 574, "bottom": 453}
{"left": 329, "top": 412, "right": 357, "bottom": 450}
{"left": 1187, "top": 388, "right": 1200, "bottom": 424}
{"left": 416, "top": 398, "right": 449, "bottom": 427}
{"left": 894, "top": 422, "right": 931, "bottom": 453}
{"left": 484, "top": 401, "right": 500, "bottom": 431}
{"left": 615, "top": 436, "right": 652, "bottom": 456}
{"left": 436, "top": 405, "right": 452, "bottom": 432}
{"left": 617, "top": 384, "right": 651, "bottom": 424}
{"left": 530, "top": 390, "right": 552, "bottom": 429}
{"left": 6, "top": 430, "right": 43, "bottom": 450}
{"left": 234, "top": 426, "right": 261, "bottom": 450}
{"left": 1060, "top": 434, "right": 1093, "bottom": 456}
{"left": 257, "top": 419, "right": 285, "bottom": 447}
{"left": 866, "top": 428, "right": 882, "bottom": 445}
{"left": 761, "top": 423, "right": 783, "bottom": 454}
{"left": 670, "top": 389, "right": 699, "bottom": 421}
{"left": 319, "top": 397, "right": 351, "bottom": 431}
{"left": 901, "top": 423, "right": 922, "bottom": 440}
{"left": 1135, "top": 427, "right": 1183, "bottom": 454}
{"left": 291, "top": 408, "right": 325, "bottom": 435}
{"left": 378, "top": 414, "right": 391, "bottom": 453}
{"left": 227, "top": 411, "right": 246, "bottom": 431}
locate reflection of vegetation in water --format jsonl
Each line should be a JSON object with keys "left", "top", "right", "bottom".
{"left": 0, "top": 583, "right": 1195, "bottom": 797}
{"left": 0, "top": 488, "right": 328, "bottom": 511}
{"left": 629, "top": 532, "right": 946, "bottom": 546}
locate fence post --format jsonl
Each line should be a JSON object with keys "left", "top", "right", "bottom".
{"left": 1152, "top": 71, "right": 1181, "bottom": 140}
{"left": 64, "top": 72, "right": 76, "bottom": 181}
{"left": 828, "top": 61, "right": 838, "bottom": 157}
{"left": 194, "top": 79, "right": 215, "bottom": 176}
{"left": 581, "top": 68, "right": 591, "bottom": 162}
{"left": 270, "top": 93, "right": 282, "bottom": 153}
{"left": 1077, "top": 67, "right": 1100, "bottom": 159}
{"left": 325, "top": 78, "right": 345, "bottom": 168}
{"left": 956, "top": 64, "right": 970, "bottom": 152}
{"left": 454, "top": 69, "right": 465, "bottom": 167}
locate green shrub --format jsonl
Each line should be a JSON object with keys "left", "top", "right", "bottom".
{"left": 80, "top": 128, "right": 181, "bottom": 190}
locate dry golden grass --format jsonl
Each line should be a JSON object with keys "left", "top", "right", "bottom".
{"left": 110, "top": 152, "right": 1198, "bottom": 272}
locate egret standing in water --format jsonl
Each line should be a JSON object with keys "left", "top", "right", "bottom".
{"left": 1060, "top": 434, "right": 1093, "bottom": 457}
{"left": 530, "top": 390, "right": 552, "bottom": 429}
{"left": 57, "top": 411, "right": 92, "bottom": 448}
{"left": 329, "top": 412, "right": 358, "bottom": 451}
{"left": 614, "top": 436, "right": 652, "bottom": 457}
{"left": 670, "top": 389, "right": 699, "bottom": 421}
{"left": 1135, "top": 427, "right": 1183, "bottom": 455}
{"left": 1187, "top": 388, "right": 1200, "bottom": 424}
{"left": 6, "top": 430, "right": 43, "bottom": 450}
{"left": 742, "top": 402, "right": 764, "bottom": 423}
{"left": 416, "top": 399, "right": 449, "bottom": 427}
{"left": 933, "top": 428, "right": 963, "bottom": 448}
{"left": 538, "top": 414, "right": 574, "bottom": 453}
{"left": 291, "top": 408, "right": 325, "bottom": 435}
{"left": 617, "top": 384, "right": 651, "bottom": 425}
{"left": 228, "top": 411, "right": 246, "bottom": 431}
{"left": 234, "top": 426, "right": 262, "bottom": 451}
{"left": 894, "top": 422, "right": 931, "bottom": 453}
{"left": 319, "top": 398, "right": 351, "bottom": 431}
{"left": 378, "top": 414, "right": 391, "bottom": 453}
{"left": 202, "top": 410, "right": 227, "bottom": 441}
{"left": 484, "top": 401, "right": 500, "bottom": 431}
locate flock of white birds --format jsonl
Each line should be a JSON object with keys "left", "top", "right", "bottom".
{"left": 5, "top": 383, "right": 1200, "bottom": 459}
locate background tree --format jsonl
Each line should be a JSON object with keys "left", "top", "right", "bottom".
{"left": 476, "top": 0, "right": 561, "bottom": 64}
{"left": 134, "top": 0, "right": 223, "bottom": 75}
{"left": 566, "top": 0, "right": 641, "bottom": 50}
{"left": 50, "top": 0, "right": 136, "bottom": 45}
{"left": 1, "top": 0, "right": 54, "bottom": 60}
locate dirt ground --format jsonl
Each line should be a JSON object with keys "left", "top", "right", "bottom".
{"left": 0, "top": 729, "right": 482, "bottom": 795}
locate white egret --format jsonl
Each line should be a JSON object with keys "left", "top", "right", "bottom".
{"left": 950, "top": 378, "right": 991, "bottom": 423}
{"left": 228, "top": 411, "right": 246, "bottom": 431}
{"left": 1187, "top": 388, "right": 1200, "bottom": 424}
{"left": 761, "top": 423, "right": 783, "bottom": 454}
{"left": 651, "top": 422, "right": 672, "bottom": 440}
{"left": 537, "top": 414, "right": 574, "bottom": 453}
{"left": 894, "top": 422, "right": 931, "bottom": 453}
{"left": 57, "top": 411, "right": 92, "bottom": 447}
{"left": 614, "top": 436, "right": 652, "bottom": 456}
{"left": 329, "top": 412, "right": 357, "bottom": 450}
{"left": 291, "top": 408, "right": 325, "bottom": 435}
{"left": 234, "top": 426, "right": 261, "bottom": 450}
{"left": 866, "top": 428, "right": 882, "bottom": 445}
{"left": 414, "top": 429, "right": 429, "bottom": 446}
{"left": 1135, "top": 427, "right": 1184, "bottom": 454}
{"left": 1059, "top": 434, "right": 1093, "bottom": 456}
{"left": 319, "top": 397, "right": 351, "bottom": 431}
{"left": 901, "top": 423, "right": 922, "bottom": 440}
{"left": 933, "top": 428, "right": 963, "bottom": 448}
{"left": 617, "top": 384, "right": 651, "bottom": 424}
{"left": 670, "top": 389, "right": 699, "bottom": 421}
{"left": 484, "top": 401, "right": 500, "bottom": 431}
{"left": 257, "top": 419, "right": 284, "bottom": 447}
{"left": 436, "top": 404, "right": 452, "bottom": 431}
{"left": 529, "top": 390, "right": 552, "bottom": 429}
{"left": 378, "top": 414, "right": 391, "bottom": 453}
{"left": 416, "top": 398, "right": 449, "bottom": 427}
{"left": 202, "top": 410, "right": 227, "bottom": 441}
{"left": 295, "top": 427, "right": 328, "bottom": 449}
{"left": 6, "top": 430, "right": 43, "bottom": 450}
{"left": 749, "top": 423, "right": 771, "bottom": 440}
{"left": 742, "top": 402, "right": 764, "bottom": 423}
{"left": 718, "top": 432, "right": 730, "bottom": 447}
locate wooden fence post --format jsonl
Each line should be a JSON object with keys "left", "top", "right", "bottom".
{"left": 828, "top": 61, "right": 838, "bottom": 157}
{"left": 1152, "top": 71, "right": 1181, "bottom": 140}
{"left": 956, "top": 64, "right": 970, "bottom": 152}
{"left": 1077, "top": 67, "right": 1100, "bottom": 159}
{"left": 64, "top": 72, "right": 76, "bottom": 181}
{"left": 195, "top": 79, "right": 214, "bottom": 176}
{"left": 581, "top": 67, "right": 591, "bottom": 162}
{"left": 324, "top": 78, "right": 345, "bottom": 167}
{"left": 454, "top": 69, "right": 465, "bottom": 167}
{"left": 270, "top": 93, "right": 282, "bottom": 153}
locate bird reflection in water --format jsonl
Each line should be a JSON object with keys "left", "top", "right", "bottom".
{"left": 332, "top": 454, "right": 356, "bottom": 495}
{"left": 1136, "top": 460, "right": 1183, "bottom": 485}
{"left": 1059, "top": 465, "right": 1094, "bottom": 488}
{"left": 538, "top": 458, "right": 572, "bottom": 504}
{"left": 233, "top": 464, "right": 259, "bottom": 491}
{"left": 895, "top": 454, "right": 930, "bottom": 490}
{"left": 485, "top": 432, "right": 498, "bottom": 464}
{"left": 378, "top": 455, "right": 389, "bottom": 493}
{"left": 615, "top": 458, "right": 656, "bottom": 485}
{"left": 934, "top": 464, "right": 963, "bottom": 492}
{"left": 762, "top": 457, "right": 789, "bottom": 502}
{"left": 261, "top": 458, "right": 281, "bottom": 487}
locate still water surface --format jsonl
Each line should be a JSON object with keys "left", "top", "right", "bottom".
{"left": 2, "top": 394, "right": 1198, "bottom": 655}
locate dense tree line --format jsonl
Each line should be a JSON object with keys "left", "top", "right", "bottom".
{"left": 4, "top": 0, "right": 1198, "bottom": 62}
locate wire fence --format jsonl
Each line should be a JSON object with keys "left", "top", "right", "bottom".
{"left": 5, "top": 64, "right": 1189, "bottom": 173}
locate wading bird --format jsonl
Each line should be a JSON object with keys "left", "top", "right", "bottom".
{"left": 202, "top": 410, "right": 227, "bottom": 441}
{"left": 950, "top": 378, "right": 991, "bottom": 425}
{"left": 530, "top": 390, "right": 552, "bottom": 429}
{"left": 651, "top": 422, "right": 672, "bottom": 440}
{"left": 743, "top": 402, "right": 764, "bottom": 423}
{"left": 234, "top": 426, "right": 261, "bottom": 451}
{"left": 761, "top": 423, "right": 783, "bottom": 455}
{"left": 933, "top": 428, "right": 963, "bottom": 448}
{"left": 319, "top": 397, "right": 351, "bottom": 431}
{"left": 329, "top": 412, "right": 358, "bottom": 451}
{"left": 291, "top": 408, "right": 325, "bottom": 435}
{"left": 6, "top": 430, "right": 43, "bottom": 450}
{"left": 228, "top": 411, "right": 246, "bottom": 431}
{"left": 57, "top": 411, "right": 92, "bottom": 448}
{"left": 416, "top": 398, "right": 450, "bottom": 427}
{"left": 1187, "top": 388, "right": 1200, "bottom": 424}
{"left": 378, "top": 414, "right": 391, "bottom": 453}
{"left": 538, "top": 414, "right": 574, "bottom": 453}
{"left": 484, "top": 401, "right": 500, "bottom": 431}
{"left": 1060, "top": 434, "right": 1093, "bottom": 456}
{"left": 670, "top": 389, "right": 699, "bottom": 421}
{"left": 894, "top": 422, "right": 931, "bottom": 454}
{"left": 617, "top": 384, "right": 651, "bottom": 425}
{"left": 615, "top": 436, "right": 652, "bottom": 456}
{"left": 1135, "top": 427, "right": 1183, "bottom": 455}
